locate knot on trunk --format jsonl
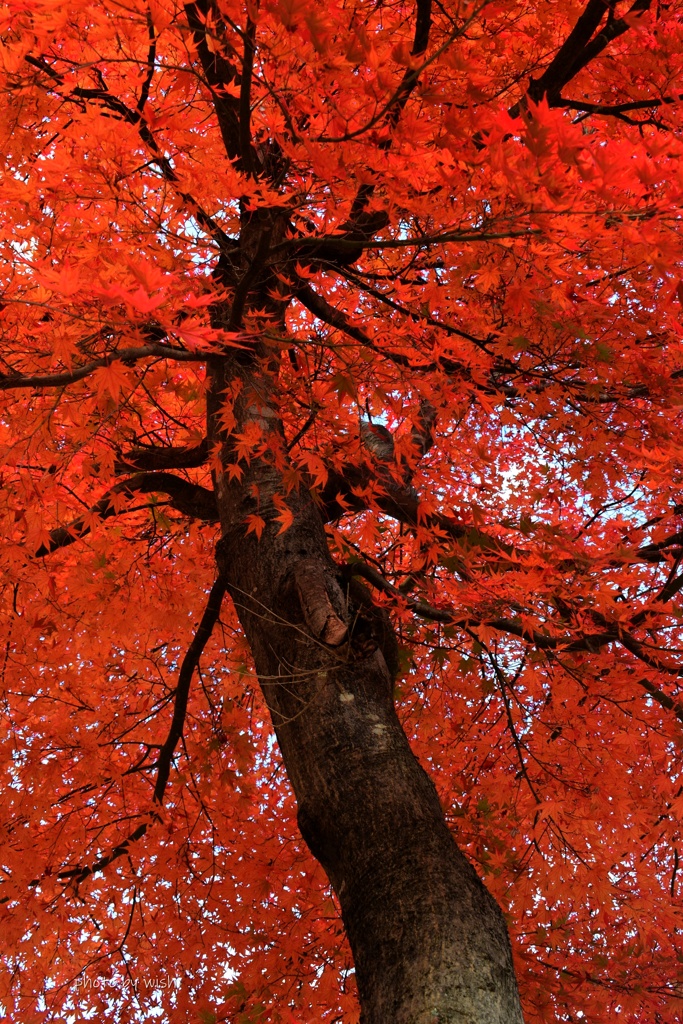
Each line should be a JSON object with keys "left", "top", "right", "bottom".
{"left": 293, "top": 558, "right": 348, "bottom": 646}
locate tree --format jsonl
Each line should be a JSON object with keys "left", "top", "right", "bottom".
{"left": 1, "top": 0, "right": 682, "bottom": 1020}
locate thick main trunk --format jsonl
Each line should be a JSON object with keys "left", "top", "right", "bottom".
{"left": 211, "top": 364, "right": 524, "bottom": 1024}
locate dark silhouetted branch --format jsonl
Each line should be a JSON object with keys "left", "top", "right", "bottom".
{"left": 57, "top": 574, "right": 228, "bottom": 886}
{"left": 115, "top": 439, "right": 210, "bottom": 473}
{"left": 0, "top": 345, "right": 201, "bottom": 391}
{"left": 36, "top": 473, "right": 218, "bottom": 556}
{"left": 153, "top": 574, "right": 228, "bottom": 802}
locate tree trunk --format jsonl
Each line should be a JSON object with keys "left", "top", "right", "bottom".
{"left": 210, "top": 356, "right": 525, "bottom": 1024}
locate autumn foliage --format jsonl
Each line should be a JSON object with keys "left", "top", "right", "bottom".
{"left": 1, "top": 0, "right": 683, "bottom": 1020}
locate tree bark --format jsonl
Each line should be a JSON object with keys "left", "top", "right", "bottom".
{"left": 210, "top": 356, "right": 525, "bottom": 1024}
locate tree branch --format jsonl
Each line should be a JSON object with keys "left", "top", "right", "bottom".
{"left": 522, "top": 0, "right": 652, "bottom": 109}
{"left": 282, "top": 227, "right": 540, "bottom": 262}
{"left": 348, "top": 559, "right": 613, "bottom": 650}
{"left": 115, "top": 439, "right": 210, "bottom": 473}
{"left": 354, "top": 560, "right": 683, "bottom": 726}
{"left": 637, "top": 529, "right": 683, "bottom": 563}
{"left": 0, "top": 345, "right": 201, "bottom": 391}
{"left": 35, "top": 473, "right": 218, "bottom": 557}
{"left": 523, "top": 0, "right": 610, "bottom": 105}
{"left": 387, "top": 0, "right": 432, "bottom": 129}
{"left": 336, "top": 268, "right": 493, "bottom": 348}
{"left": 634, "top": 677, "right": 683, "bottom": 726}
{"left": 153, "top": 574, "right": 228, "bottom": 802}
{"left": 296, "top": 283, "right": 499, "bottom": 392}
{"left": 320, "top": 462, "right": 512, "bottom": 564}
{"left": 24, "top": 53, "right": 235, "bottom": 252}
{"left": 57, "top": 574, "right": 228, "bottom": 886}
{"left": 556, "top": 94, "right": 683, "bottom": 116}
{"left": 239, "top": 14, "right": 257, "bottom": 175}
{"left": 184, "top": 0, "right": 242, "bottom": 164}
{"left": 315, "top": 9, "right": 483, "bottom": 146}
{"left": 327, "top": 0, "right": 433, "bottom": 257}
{"left": 296, "top": 284, "right": 414, "bottom": 368}
{"left": 557, "top": 0, "right": 652, "bottom": 89}
{"left": 136, "top": 9, "right": 157, "bottom": 113}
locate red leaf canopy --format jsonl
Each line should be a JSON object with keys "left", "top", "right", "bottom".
{"left": 0, "top": 0, "right": 682, "bottom": 1020}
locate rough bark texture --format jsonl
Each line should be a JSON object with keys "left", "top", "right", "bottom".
{"left": 210, "top": 350, "right": 525, "bottom": 1024}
